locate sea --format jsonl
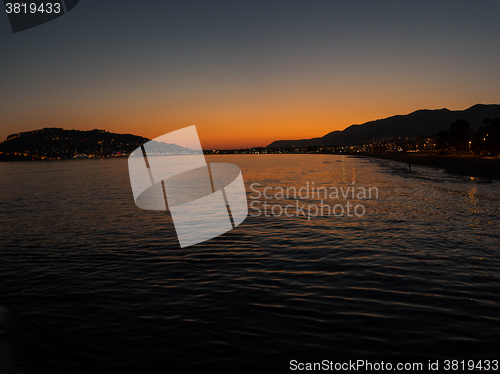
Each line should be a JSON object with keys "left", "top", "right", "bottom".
{"left": 0, "top": 154, "right": 499, "bottom": 373}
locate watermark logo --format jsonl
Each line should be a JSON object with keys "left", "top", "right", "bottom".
{"left": 249, "top": 181, "right": 378, "bottom": 220}
{"left": 128, "top": 125, "right": 248, "bottom": 248}
{"left": 4, "top": 1, "right": 79, "bottom": 33}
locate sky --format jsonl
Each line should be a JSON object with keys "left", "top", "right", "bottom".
{"left": 1, "top": 0, "right": 500, "bottom": 149}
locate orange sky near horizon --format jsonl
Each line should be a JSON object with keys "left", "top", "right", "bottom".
{"left": 1, "top": 97, "right": 495, "bottom": 150}
{"left": 1, "top": 46, "right": 495, "bottom": 150}
{"left": 1, "top": 78, "right": 494, "bottom": 149}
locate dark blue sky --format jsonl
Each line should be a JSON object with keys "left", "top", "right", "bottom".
{"left": 1, "top": 1, "right": 499, "bottom": 148}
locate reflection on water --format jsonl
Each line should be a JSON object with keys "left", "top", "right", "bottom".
{"left": 0, "top": 155, "right": 499, "bottom": 373}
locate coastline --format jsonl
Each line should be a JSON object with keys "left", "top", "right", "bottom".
{"left": 364, "top": 153, "right": 500, "bottom": 181}
{"left": 2, "top": 151, "right": 499, "bottom": 182}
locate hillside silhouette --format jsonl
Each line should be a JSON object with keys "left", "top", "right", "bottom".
{"left": 0, "top": 128, "right": 148, "bottom": 161}
{"left": 267, "top": 104, "right": 500, "bottom": 148}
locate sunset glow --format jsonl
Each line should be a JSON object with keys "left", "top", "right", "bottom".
{"left": 1, "top": 1, "right": 499, "bottom": 148}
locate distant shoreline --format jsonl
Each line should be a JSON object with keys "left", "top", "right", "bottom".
{"left": 364, "top": 153, "right": 500, "bottom": 181}
{"left": 2, "top": 152, "right": 500, "bottom": 182}
{"left": 0, "top": 154, "right": 129, "bottom": 162}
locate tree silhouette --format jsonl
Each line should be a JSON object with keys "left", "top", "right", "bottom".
{"left": 448, "top": 119, "right": 471, "bottom": 152}
{"left": 476, "top": 118, "right": 500, "bottom": 156}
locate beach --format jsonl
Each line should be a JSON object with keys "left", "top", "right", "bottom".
{"left": 364, "top": 153, "right": 500, "bottom": 181}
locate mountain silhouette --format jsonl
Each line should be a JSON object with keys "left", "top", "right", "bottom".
{"left": 267, "top": 104, "right": 500, "bottom": 148}
{"left": 0, "top": 128, "right": 148, "bottom": 160}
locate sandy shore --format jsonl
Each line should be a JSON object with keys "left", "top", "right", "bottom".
{"left": 364, "top": 153, "right": 500, "bottom": 181}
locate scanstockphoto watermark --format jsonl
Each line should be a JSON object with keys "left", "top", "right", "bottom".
{"left": 249, "top": 182, "right": 379, "bottom": 220}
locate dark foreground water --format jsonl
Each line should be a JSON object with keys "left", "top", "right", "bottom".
{"left": 0, "top": 155, "right": 499, "bottom": 373}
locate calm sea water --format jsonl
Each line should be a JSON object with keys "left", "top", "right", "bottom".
{"left": 0, "top": 155, "right": 499, "bottom": 373}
